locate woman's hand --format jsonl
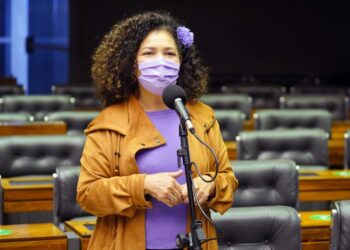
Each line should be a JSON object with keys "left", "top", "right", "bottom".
{"left": 181, "top": 175, "right": 216, "bottom": 205}
{"left": 144, "top": 169, "right": 183, "bottom": 207}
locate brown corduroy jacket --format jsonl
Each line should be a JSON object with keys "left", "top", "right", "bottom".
{"left": 76, "top": 95, "right": 238, "bottom": 250}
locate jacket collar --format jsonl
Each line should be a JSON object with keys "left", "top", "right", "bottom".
{"left": 85, "top": 95, "right": 216, "bottom": 136}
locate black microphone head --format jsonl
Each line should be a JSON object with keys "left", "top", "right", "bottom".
{"left": 162, "top": 85, "right": 187, "bottom": 109}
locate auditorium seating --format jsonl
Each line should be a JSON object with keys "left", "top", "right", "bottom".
{"left": 52, "top": 85, "right": 102, "bottom": 109}
{"left": 254, "top": 109, "right": 332, "bottom": 135}
{"left": 345, "top": 131, "right": 350, "bottom": 169}
{"left": 330, "top": 200, "right": 350, "bottom": 250}
{"left": 290, "top": 85, "right": 348, "bottom": 95}
{"left": 280, "top": 94, "right": 349, "bottom": 120}
{"left": 1, "top": 95, "right": 75, "bottom": 121}
{"left": 211, "top": 206, "right": 301, "bottom": 250}
{"left": 232, "top": 159, "right": 298, "bottom": 208}
{"left": 0, "top": 113, "right": 34, "bottom": 123}
{"left": 214, "top": 110, "right": 245, "bottom": 141}
{"left": 53, "top": 166, "right": 94, "bottom": 230}
{"left": 44, "top": 111, "right": 99, "bottom": 135}
{"left": 237, "top": 129, "right": 329, "bottom": 169}
{"left": 0, "top": 85, "right": 25, "bottom": 97}
{"left": 227, "top": 85, "right": 287, "bottom": 109}
{"left": 200, "top": 94, "right": 252, "bottom": 119}
{"left": 0, "top": 135, "right": 85, "bottom": 177}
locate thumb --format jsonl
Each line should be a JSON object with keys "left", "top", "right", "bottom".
{"left": 168, "top": 169, "right": 183, "bottom": 178}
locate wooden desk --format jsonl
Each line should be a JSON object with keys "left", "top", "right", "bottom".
{"left": 65, "top": 220, "right": 95, "bottom": 250}
{"left": 0, "top": 223, "right": 66, "bottom": 249}
{"left": 299, "top": 170, "right": 350, "bottom": 201}
{"left": 225, "top": 139, "right": 345, "bottom": 167}
{"left": 1, "top": 177, "right": 53, "bottom": 213}
{"left": 0, "top": 122, "right": 67, "bottom": 136}
{"left": 300, "top": 210, "right": 331, "bottom": 250}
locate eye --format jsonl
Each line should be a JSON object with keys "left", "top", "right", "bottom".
{"left": 142, "top": 51, "right": 153, "bottom": 56}
{"left": 165, "top": 51, "right": 176, "bottom": 56}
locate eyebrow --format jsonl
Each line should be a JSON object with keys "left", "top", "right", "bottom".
{"left": 141, "top": 46, "right": 177, "bottom": 51}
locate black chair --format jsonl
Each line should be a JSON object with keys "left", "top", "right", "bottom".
{"left": 1, "top": 95, "right": 75, "bottom": 121}
{"left": 232, "top": 159, "right": 298, "bottom": 208}
{"left": 52, "top": 85, "right": 102, "bottom": 109}
{"left": 0, "top": 113, "right": 34, "bottom": 123}
{"left": 53, "top": 166, "right": 94, "bottom": 229}
{"left": 211, "top": 206, "right": 301, "bottom": 250}
{"left": 0, "top": 135, "right": 85, "bottom": 177}
{"left": 254, "top": 109, "right": 332, "bottom": 135}
{"left": 237, "top": 129, "right": 329, "bottom": 169}
{"left": 290, "top": 86, "right": 348, "bottom": 95}
{"left": 215, "top": 110, "right": 245, "bottom": 141}
{"left": 0, "top": 176, "right": 3, "bottom": 224}
{"left": 228, "top": 85, "right": 287, "bottom": 109}
{"left": 200, "top": 94, "right": 252, "bottom": 119}
{"left": 280, "top": 94, "right": 349, "bottom": 120}
{"left": 345, "top": 131, "right": 350, "bottom": 169}
{"left": 44, "top": 111, "right": 99, "bottom": 135}
{"left": 330, "top": 200, "right": 350, "bottom": 250}
{"left": 0, "top": 85, "right": 25, "bottom": 97}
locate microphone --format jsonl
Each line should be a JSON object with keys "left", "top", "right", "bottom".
{"left": 162, "top": 85, "right": 195, "bottom": 133}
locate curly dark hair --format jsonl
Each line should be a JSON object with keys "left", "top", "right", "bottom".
{"left": 92, "top": 10, "right": 208, "bottom": 106}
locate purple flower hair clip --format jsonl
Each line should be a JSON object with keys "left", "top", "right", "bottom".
{"left": 176, "top": 26, "right": 194, "bottom": 49}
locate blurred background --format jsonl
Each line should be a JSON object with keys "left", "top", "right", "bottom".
{"left": 1, "top": 0, "right": 350, "bottom": 93}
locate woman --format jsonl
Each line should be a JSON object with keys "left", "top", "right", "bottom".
{"left": 77, "top": 11, "right": 238, "bottom": 250}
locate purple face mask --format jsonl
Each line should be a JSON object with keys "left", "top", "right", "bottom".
{"left": 137, "top": 57, "right": 180, "bottom": 96}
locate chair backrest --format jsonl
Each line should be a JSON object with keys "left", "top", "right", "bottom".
{"left": 44, "top": 111, "right": 99, "bottom": 135}
{"left": 290, "top": 86, "right": 348, "bottom": 95}
{"left": 254, "top": 109, "right": 332, "bottom": 135}
{"left": 228, "top": 85, "right": 286, "bottom": 109}
{"left": 211, "top": 206, "right": 301, "bottom": 250}
{"left": 345, "top": 131, "right": 350, "bottom": 169}
{"left": 232, "top": 159, "right": 298, "bottom": 208}
{"left": 0, "top": 176, "right": 3, "bottom": 224}
{"left": 214, "top": 110, "right": 245, "bottom": 141}
{"left": 280, "top": 94, "right": 349, "bottom": 120}
{"left": 1, "top": 95, "right": 75, "bottom": 121}
{"left": 0, "top": 113, "right": 34, "bottom": 123}
{"left": 0, "top": 135, "right": 85, "bottom": 177}
{"left": 330, "top": 200, "right": 350, "bottom": 250}
{"left": 0, "top": 85, "right": 25, "bottom": 97}
{"left": 53, "top": 166, "right": 91, "bottom": 226}
{"left": 200, "top": 94, "right": 252, "bottom": 119}
{"left": 237, "top": 129, "right": 329, "bottom": 168}
{"left": 52, "top": 85, "right": 101, "bottom": 109}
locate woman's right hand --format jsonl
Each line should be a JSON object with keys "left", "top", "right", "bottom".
{"left": 144, "top": 169, "right": 183, "bottom": 207}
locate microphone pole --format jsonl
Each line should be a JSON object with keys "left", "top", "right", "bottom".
{"left": 176, "top": 123, "right": 204, "bottom": 250}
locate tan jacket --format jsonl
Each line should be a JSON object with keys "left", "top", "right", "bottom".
{"left": 77, "top": 95, "right": 238, "bottom": 250}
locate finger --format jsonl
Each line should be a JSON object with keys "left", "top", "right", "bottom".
{"left": 173, "top": 180, "right": 183, "bottom": 192}
{"left": 161, "top": 197, "right": 174, "bottom": 207}
{"left": 180, "top": 186, "right": 188, "bottom": 200}
{"left": 167, "top": 169, "right": 183, "bottom": 178}
{"left": 171, "top": 189, "right": 183, "bottom": 203}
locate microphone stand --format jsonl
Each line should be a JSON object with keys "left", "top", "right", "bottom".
{"left": 176, "top": 123, "right": 205, "bottom": 250}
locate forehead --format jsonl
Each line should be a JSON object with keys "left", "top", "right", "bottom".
{"left": 139, "top": 29, "right": 177, "bottom": 49}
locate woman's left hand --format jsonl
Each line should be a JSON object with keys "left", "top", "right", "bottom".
{"left": 181, "top": 175, "right": 216, "bottom": 205}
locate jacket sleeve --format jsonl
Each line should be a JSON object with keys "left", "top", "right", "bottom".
{"left": 76, "top": 131, "right": 152, "bottom": 218}
{"left": 205, "top": 120, "right": 238, "bottom": 214}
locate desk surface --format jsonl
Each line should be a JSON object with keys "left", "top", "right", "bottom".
{"left": 299, "top": 170, "right": 350, "bottom": 201}
{"left": 0, "top": 223, "right": 65, "bottom": 242}
{"left": 64, "top": 220, "right": 95, "bottom": 238}
{"left": 0, "top": 121, "right": 67, "bottom": 136}
{"left": 1, "top": 177, "right": 53, "bottom": 213}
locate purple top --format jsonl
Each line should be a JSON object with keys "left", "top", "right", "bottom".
{"left": 136, "top": 109, "right": 187, "bottom": 249}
